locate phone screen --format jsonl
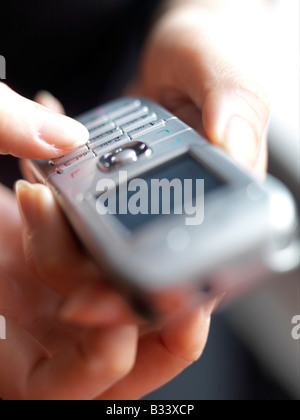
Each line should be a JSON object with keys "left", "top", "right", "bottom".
{"left": 110, "top": 154, "right": 225, "bottom": 232}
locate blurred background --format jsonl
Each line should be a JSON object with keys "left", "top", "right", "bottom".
{"left": 0, "top": 0, "right": 299, "bottom": 400}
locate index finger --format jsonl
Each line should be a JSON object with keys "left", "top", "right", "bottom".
{"left": 0, "top": 83, "right": 89, "bottom": 159}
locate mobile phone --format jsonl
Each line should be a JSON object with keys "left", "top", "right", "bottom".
{"left": 23, "top": 97, "right": 299, "bottom": 319}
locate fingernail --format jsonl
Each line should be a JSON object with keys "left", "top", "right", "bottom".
{"left": 202, "top": 294, "right": 225, "bottom": 321}
{"left": 15, "top": 179, "right": 34, "bottom": 194}
{"left": 15, "top": 180, "right": 52, "bottom": 233}
{"left": 38, "top": 111, "right": 89, "bottom": 150}
{"left": 224, "top": 116, "right": 258, "bottom": 169}
{"left": 15, "top": 180, "right": 39, "bottom": 232}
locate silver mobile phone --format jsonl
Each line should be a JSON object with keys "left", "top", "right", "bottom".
{"left": 24, "top": 97, "right": 299, "bottom": 318}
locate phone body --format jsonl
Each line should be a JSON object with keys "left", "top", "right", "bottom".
{"left": 23, "top": 97, "right": 299, "bottom": 319}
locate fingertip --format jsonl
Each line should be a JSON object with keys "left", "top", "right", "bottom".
{"left": 34, "top": 91, "right": 89, "bottom": 151}
{"left": 15, "top": 179, "right": 35, "bottom": 196}
{"left": 223, "top": 116, "right": 259, "bottom": 169}
{"left": 0, "top": 84, "right": 89, "bottom": 159}
{"left": 15, "top": 180, "right": 55, "bottom": 234}
{"left": 15, "top": 179, "right": 53, "bottom": 205}
{"left": 37, "top": 111, "right": 90, "bottom": 151}
{"left": 160, "top": 304, "right": 212, "bottom": 363}
{"left": 15, "top": 180, "right": 36, "bottom": 219}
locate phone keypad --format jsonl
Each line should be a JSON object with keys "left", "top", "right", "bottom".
{"left": 51, "top": 98, "right": 185, "bottom": 174}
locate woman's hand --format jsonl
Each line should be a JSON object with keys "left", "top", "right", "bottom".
{"left": 129, "top": 0, "right": 271, "bottom": 178}
{"left": 0, "top": 89, "right": 216, "bottom": 400}
{"left": 0, "top": 182, "right": 214, "bottom": 400}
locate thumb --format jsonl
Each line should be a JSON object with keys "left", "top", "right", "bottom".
{"left": 201, "top": 81, "right": 270, "bottom": 169}
{"left": 153, "top": 8, "right": 271, "bottom": 171}
{"left": 0, "top": 83, "right": 89, "bottom": 159}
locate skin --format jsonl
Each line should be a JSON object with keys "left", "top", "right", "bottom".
{"left": 0, "top": 181, "right": 215, "bottom": 400}
{"left": 0, "top": 0, "right": 270, "bottom": 400}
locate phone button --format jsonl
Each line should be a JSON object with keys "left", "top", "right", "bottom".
{"left": 55, "top": 151, "right": 95, "bottom": 174}
{"left": 114, "top": 107, "right": 149, "bottom": 127}
{"left": 50, "top": 145, "right": 89, "bottom": 166}
{"left": 113, "top": 149, "right": 138, "bottom": 166}
{"left": 92, "top": 134, "right": 130, "bottom": 154}
{"left": 106, "top": 99, "right": 142, "bottom": 120}
{"left": 90, "top": 128, "right": 123, "bottom": 148}
{"left": 89, "top": 121, "right": 116, "bottom": 139}
{"left": 98, "top": 142, "right": 152, "bottom": 171}
{"left": 121, "top": 113, "right": 157, "bottom": 133}
{"left": 128, "top": 120, "right": 165, "bottom": 139}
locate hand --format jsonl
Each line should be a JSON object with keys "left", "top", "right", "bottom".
{"left": 129, "top": 1, "right": 270, "bottom": 177}
{"left": 0, "top": 90, "right": 217, "bottom": 400}
{"left": 0, "top": 182, "right": 215, "bottom": 400}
